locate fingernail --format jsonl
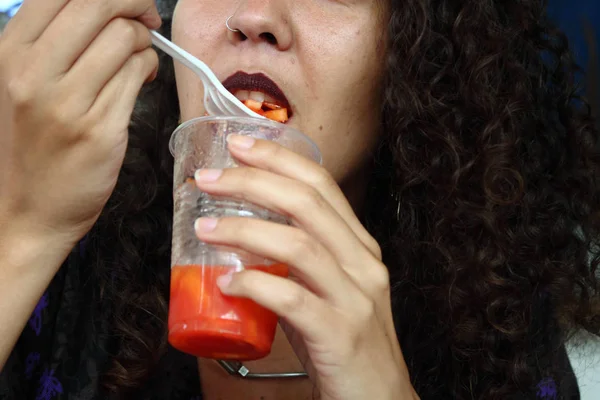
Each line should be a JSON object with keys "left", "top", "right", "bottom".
{"left": 195, "top": 169, "right": 222, "bottom": 182}
{"left": 194, "top": 217, "right": 218, "bottom": 233}
{"left": 216, "top": 274, "right": 233, "bottom": 290}
{"left": 227, "top": 134, "right": 255, "bottom": 150}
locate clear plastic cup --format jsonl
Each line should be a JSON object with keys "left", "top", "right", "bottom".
{"left": 167, "top": 116, "right": 321, "bottom": 360}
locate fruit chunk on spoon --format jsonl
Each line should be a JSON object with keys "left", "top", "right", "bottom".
{"left": 242, "top": 99, "right": 289, "bottom": 123}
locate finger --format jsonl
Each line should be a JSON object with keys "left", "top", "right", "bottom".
{"left": 194, "top": 216, "right": 356, "bottom": 306}
{"left": 195, "top": 165, "right": 396, "bottom": 352}
{"left": 195, "top": 167, "right": 373, "bottom": 277}
{"left": 34, "top": 0, "right": 161, "bottom": 76}
{"left": 226, "top": 135, "right": 381, "bottom": 259}
{"left": 217, "top": 269, "right": 337, "bottom": 346}
{"left": 60, "top": 18, "right": 152, "bottom": 113}
{"left": 85, "top": 47, "right": 158, "bottom": 142}
{"left": 4, "top": 0, "right": 69, "bottom": 43}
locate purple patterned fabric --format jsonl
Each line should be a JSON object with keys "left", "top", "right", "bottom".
{"left": 537, "top": 377, "right": 558, "bottom": 399}
{"left": 24, "top": 352, "right": 41, "bottom": 380}
{"left": 28, "top": 292, "right": 49, "bottom": 336}
{"left": 36, "top": 369, "right": 63, "bottom": 400}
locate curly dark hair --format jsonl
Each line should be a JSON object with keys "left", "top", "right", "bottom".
{"left": 83, "top": 20, "right": 179, "bottom": 395}
{"left": 88, "top": 1, "right": 600, "bottom": 399}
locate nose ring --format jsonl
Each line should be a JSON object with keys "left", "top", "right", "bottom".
{"left": 226, "top": 16, "right": 240, "bottom": 33}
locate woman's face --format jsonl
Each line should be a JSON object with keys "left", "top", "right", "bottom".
{"left": 172, "top": 0, "right": 387, "bottom": 189}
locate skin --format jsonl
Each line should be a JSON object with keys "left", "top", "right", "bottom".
{"left": 0, "top": 0, "right": 160, "bottom": 370}
{"left": 172, "top": 0, "right": 386, "bottom": 192}
{"left": 193, "top": 138, "right": 417, "bottom": 400}
{"left": 171, "top": 1, "right": 418, "bottom": 399}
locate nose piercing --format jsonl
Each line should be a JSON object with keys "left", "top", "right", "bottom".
{"left": 226, "top": 16, "right": 240, "bottom": 33}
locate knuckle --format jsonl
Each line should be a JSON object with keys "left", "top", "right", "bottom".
{"left": 113, "top": 18, "right": 138, "bottom": 44}
{"left": 84, "top": 122, "right": 123, "bottom": 150}
{"left": 237, "top": 167, "right": 256, "bottom": 181}
{"left": 79, "top": 103, "right": 103, "bottom": 128}
{"left": 369, "top": 239, "right": 383, "bottom": 260}
{"left": 369, "top": 263, "right": 391, "bottom": 293}
{"left": 312, "top": 166, "right": 337, "bottom": 191}
{"left": 49, "top": 104, "right": 75, "bottom": 129}
{"left": 53, "top": 107, "right": 87, "bottom": 142}
{"left": 264, "top": 140, "right": 284, "bottom": 159}
{"left": 6, "top": 75, "right": 36, "bottom": 106}
{"left": 289, "top": 230, "right": 322, "bottom": 262}
{"left": 83, "top": 124, "right": 103, "bottom": 143}
{"left": 79, "top": 108, "right": 110, "bottom": 138}
{"left": 295, "top": 186, "right": 327, "bottom": 213}
{"left": 279, "top": 285, "right": 307, "bottom": 315}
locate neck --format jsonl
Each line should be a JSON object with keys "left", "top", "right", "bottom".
{"left": 340, "top": 163, "right": 373, "bottom": 220}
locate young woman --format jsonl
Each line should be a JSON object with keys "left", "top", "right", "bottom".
{"left": 0, "top": 0, "right": 598, "bottom": 399}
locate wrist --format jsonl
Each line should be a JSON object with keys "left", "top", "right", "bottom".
{"left": 386, "top": 368, "right": 419, "bottom": 400}
{"left": 396, "top": 385, "right": 420, "bottom": 400}
{"left": 374, "top": 373, "right": 418, "bottom": 400}
{"left": 0, "top": 213, "right": 78, "bottom": 277}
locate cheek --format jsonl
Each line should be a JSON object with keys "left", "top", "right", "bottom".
{"left": 309, "top": 33, "right": 384, "bottom": 127}
{"left": 174, "top": 58, "right": 206, "bottom": 119}
{"left": 172, "top": 4, "right": 221, "bottom": 60}
{"left": 310, "top": 57, "right": 384, "bottom": 182}
{"left": 299, "top": 14, "right": 385, "bottom": 116}
{"left": 172, "top": 2, "right": 228, "bottom": 119}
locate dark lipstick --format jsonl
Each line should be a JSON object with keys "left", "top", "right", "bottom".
{"left": 222, "top": 71, "right": 291, "bottom": 111}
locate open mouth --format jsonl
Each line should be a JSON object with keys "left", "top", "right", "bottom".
{"left": 222, "top": 71, "right": 292, "bottom": 123}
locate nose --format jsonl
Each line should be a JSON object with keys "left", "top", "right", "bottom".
{"left": 227, "top": 0, "right": 293, "bottom": 51}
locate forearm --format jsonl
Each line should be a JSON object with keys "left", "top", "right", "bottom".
{"left": 0, "top": 219, "right": 75, "bottom": 370}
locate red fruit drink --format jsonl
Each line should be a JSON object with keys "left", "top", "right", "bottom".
{"left": 168, "top": 263, "right": 288, "bottom": 360}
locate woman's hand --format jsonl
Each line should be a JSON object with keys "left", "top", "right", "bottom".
{"left": 193, "top": 134, "right": 418, "bottom": 400}
{"left": 0, "top": 0, "right": 160, "bottom": 244}
{"left": 0, "top": 0, "right": 160, "bottom": 369}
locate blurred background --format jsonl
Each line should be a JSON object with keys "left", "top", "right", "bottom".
{"left": 0, "top": 0, "right": 20, "bottom": 20}
{"left": 546, "top": 0, "right": 600, "bottom": 125}
{"left": 548, "top": 1, "right": 600, "bottom": 70}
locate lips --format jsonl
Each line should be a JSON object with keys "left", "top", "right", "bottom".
{"left": 222, "top": 72, "right": 292, "bottom": 117}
